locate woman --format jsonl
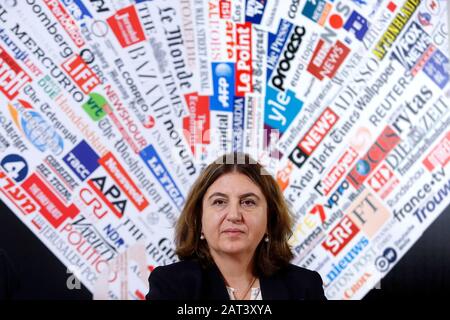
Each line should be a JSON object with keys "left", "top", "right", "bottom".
{"left": 146, "top": 152, "right": 326, "bottom": 300}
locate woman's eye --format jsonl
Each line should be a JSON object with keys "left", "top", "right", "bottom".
{"left": 241, "top": 200, "right": 256, "bottom": 207}
{"left": 212, "top": 199, "right": 226, "bottom": 206}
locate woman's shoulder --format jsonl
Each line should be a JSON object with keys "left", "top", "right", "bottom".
{"left": 151, "top": 260, "right": 202, "bottom": 277}
{"left": 279, "top": 263, "right": 324, "bottom": 285}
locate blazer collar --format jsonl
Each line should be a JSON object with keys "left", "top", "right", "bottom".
{"left": 203, "top": 264, "right": 290, "bottom": 300}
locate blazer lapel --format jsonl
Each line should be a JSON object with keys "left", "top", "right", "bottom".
{"left": 202, "top": 264, "right": 230, "bottom": 300}
{"left": 260, "top": 273, "right": 290, "bottom": 300}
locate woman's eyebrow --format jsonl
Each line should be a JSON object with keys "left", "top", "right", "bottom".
{"left": 207, "top": 192, "right": 228, "bottom": 200}
{"left": 239, "top": 193, "right": 260, "bottom": 200}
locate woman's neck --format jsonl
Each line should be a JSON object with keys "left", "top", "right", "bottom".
{"left": 210, "top": 251, "right": 255, "bottom": 287}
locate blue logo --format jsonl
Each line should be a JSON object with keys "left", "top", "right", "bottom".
{"left": 343, "top": 10, "right": 369, "bottom": 41}
{"left": 423, "top": 49, "right": 449, "bottom": 89}
{"left": 63, "top": 140, "right": 100, "bottom": 181}
{"left": 267, "top": 19, "right": 293, "bottom": 79}
{"left": 21, "top": 110, "right": 64, "bottom": 155}
{"left": 140, "top": 145, "right": 185, "bottom": 210}
{"left": 61, "top": 0, "right": 93, "bottom": 20}
{"left": 210, "top": 62, "right": 235, "bottom": 112}
{"left": 245, "top": 0, "right": 267, "bottom": 24}
{"left": 302, "top": 0, "right": 327, "bottom": 23}
{"left": 1, "top": 154, "right": 28, "bottom": 183}
{"left": 264, "top": 86, "right": 303, "bottom": 134}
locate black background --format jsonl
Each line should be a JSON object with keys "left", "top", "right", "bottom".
{"left": 1, "top": 199, "right": 450, "bottom": 300}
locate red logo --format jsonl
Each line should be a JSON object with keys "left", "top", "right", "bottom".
{"left": 347, "top": 126, "right": 401, "bottom": 189}
{"left": 43, "top": 0, "right": 85, "bottom": 47}
{"left": 322, "top": 215, "right": 360, "bottom": 256}
{"left": 183, "top": 92, "right": 210, "bottom": 156}
{"left": 423, "top": 130, "right": 450, "bottom": 171}
{"left": 99, "top": 152, "right": 149, "bottom": 211}
{"left": 321, "top": 147, "right": 358, "bottom": 196}
{"left": 219, "top": 0, "right": 232, "bottom": 19}
{"left": 298, "top": 107, "right": 339, "bottom": 156}
{"left": 62, "top": 54, "right": 100, "bottom": 94}
{"left": 307, "top": 39, "right": 351, "bottom": 80}
{"left": 235, "top": 22, "right": 252, "bottom": 96}
{"left": 22, "top": 173, "right": 79, "bottom": 228}
{"left": 107, "top": 5, "right": 146, "bottom": 48}
{"left": 0, "top": 169, "right": 38, "bottom": 216}
{"left": 0, "top": 46, "right": 31, "bottom": 99}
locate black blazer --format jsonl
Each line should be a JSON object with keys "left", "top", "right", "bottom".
{"left": 146, "top": 260, "right": 326, "bottom": 300}
{"left": 0, "top": 249, "right": 19, "bottom": 300}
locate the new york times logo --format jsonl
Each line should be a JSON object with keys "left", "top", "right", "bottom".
{"left": 66, "top": 265, "right": 81, "bottom": 290}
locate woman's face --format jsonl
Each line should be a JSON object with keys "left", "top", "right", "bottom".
{"left": 201, "top": 171, "right": 268, "bottom": 259}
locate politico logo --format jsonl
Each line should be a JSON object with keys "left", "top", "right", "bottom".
{"left": 0, "top": 45, "right": 31, "bottom": 100}
{"left": 322, "top": 215, "right": 360, "bottom": 256}
{"left": 289, "top": 107, "right": 339, "bottom": 169}
{"left": 107, "top": 5, "right": 146, "bottom": 47}
{"left": 307, "top": 39, "right": 351, "bottom": 81}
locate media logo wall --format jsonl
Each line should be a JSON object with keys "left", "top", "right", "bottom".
{"left": 0, "top": 0, "right": 449, "bottom": 300}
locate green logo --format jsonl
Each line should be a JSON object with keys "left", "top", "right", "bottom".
{"left": 83, "top": 93, "right": 107, "bottom": 121}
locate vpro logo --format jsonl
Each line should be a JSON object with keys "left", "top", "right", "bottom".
{"left": 63, "top": 140, "right": 100, "bottom": 181}
{"left": 264, "top": 86, "right": 303, "bottom": 134}
{"left": 210, "top": 62, "right": 234, "bottom": 112}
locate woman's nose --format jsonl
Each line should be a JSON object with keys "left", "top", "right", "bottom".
{"left": 227, "top": 201, "right": 243, "bottom": 222}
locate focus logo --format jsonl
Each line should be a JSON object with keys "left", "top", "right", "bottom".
{"left": 289, "top": 107, "right": 338, "bottom": 169}
{"left": 107, "top": 5, "right": 146, "bottom": 47}
{"left": 347, "top": 126, "right": 401, "bottom": 189}
{"left": 307, "top": 39, "right": 350, "bottom": 81}
{"left": 322, "top": 215, "right": 360, "bottom": 256}
{"left": 8, "top": 100, "right": 64, "bottom": 155}
{"left": 62, "top": 54, "right": 100, "bottom": 94}
{"left": 0, "top": 45, "right": 31, "bottom": 100}
{"left": 63, "top": 140, "right": 100, "bottom": 182}
{"left": 22, "top": 173, "right": 79, "bottom": 228}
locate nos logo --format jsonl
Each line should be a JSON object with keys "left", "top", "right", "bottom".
{"left": 88, "top": 175, "right": 127, "bottom": 218}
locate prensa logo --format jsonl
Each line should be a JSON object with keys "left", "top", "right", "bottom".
{"left": 107, "top": 5, "right": 146, "bottom": 48}
{"left": 0, "top": 46, "right": 31, "bottom": 100}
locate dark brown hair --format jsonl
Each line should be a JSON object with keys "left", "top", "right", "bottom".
{"left": 175, "top": 152, "right": 294, "bottom": 277}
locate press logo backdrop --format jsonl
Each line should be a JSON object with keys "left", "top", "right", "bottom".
{"left": 0, "top": 0, "right": 449, "bottom": 300}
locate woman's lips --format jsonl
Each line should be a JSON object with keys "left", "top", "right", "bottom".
{"left": 222, "top": 228, "right": 244, "bottom": 234}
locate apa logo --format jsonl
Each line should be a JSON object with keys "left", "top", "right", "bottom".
{"left": 8, "top": 100, "right": 64, "bottom": 155}
{"left": 88, "top": 175, "right": 128, "bottom": 219}
{"left": 375, "top": 247, "right": 397, "bottom": 272}
{"left": 1, "top": 154, "right": 28, "bottom": 183}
